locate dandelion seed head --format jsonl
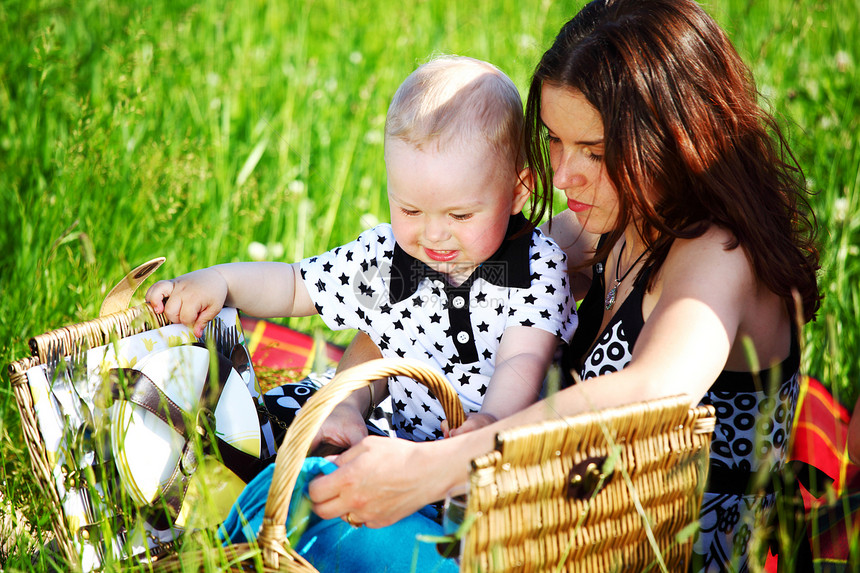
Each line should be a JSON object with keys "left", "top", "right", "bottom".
{"left": 360, "top": 213, "right": 380, "bottom": 228}
{"left": 833, "top": 197, "right": 849, "bottom": 222}
{"left": 248, "top": 241, "right": 267, "bottom": 261}
{"left": 349, "top": 51, "right": 363, "bottom": 64}
{"left": 364, "top": 130, "right": 383, "bottom": 145}
{"left": 268, "top": 243, "right": 285, "bottom": 259}
{"left": 518, "top": 34, "right": 537, "bottom": 50}
{"left": 760, "top": 84, "right": 776, "bottom": 101}
{"left": 835, "top": 50, "right": 851, "bottom": 73}
{"left": 288, "top": 180, "right": 306, "bottom": 194}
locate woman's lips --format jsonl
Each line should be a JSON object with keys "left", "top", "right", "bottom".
{"left": 424, "top": 248, "right": 459, "bottom": 262}
{"left": 567, "top": 198, "right": 591, "bottom": 213}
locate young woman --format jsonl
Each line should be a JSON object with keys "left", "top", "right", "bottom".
{"left": 304, "top": 0, "right": 820, "bottom": 569}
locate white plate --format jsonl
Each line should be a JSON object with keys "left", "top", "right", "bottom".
{"left": 214, "top": 368, "right": 262, "bottom": 458}
{"left": 111, "top": 345, "right": 260, "bottom": 507}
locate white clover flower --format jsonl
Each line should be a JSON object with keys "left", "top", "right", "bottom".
{"left": 833, "top": 196, "right": 849, "bottom": 222}
{"left": 288, "top": 179, "right": 306, "bottom": 194}
{"left": 325, "top": 78, "right": 338, "bottom": 92}
{"left": 248, "top": 241, "right": 267, "bottom": 261}
{"left": 207, "top": 72, "right": 221, "bottom": 87}
{"left": 360, "top": 213, "right": 380, "bottom": 229}
{"left": 209, "top": 97, "right": 221, "bottom": 110}
{"left": 349, "top": 51, "right": 363, "bottom": 65}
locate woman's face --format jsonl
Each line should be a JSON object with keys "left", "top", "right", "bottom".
{"left": 540, "top": 85, "right": 620, "bottom": 234}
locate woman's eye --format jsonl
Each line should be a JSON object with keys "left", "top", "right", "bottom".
{"left": 546, "top": 134, "right": 561, "bottom": 144}
{"left": 450, "top": 213, "right": 473, "bottom": 221}
{"left": 584, "top": 148, "right": 603, "bottom": 162}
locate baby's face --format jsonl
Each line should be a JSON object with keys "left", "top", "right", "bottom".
{"left": 385, "top": 138, "right": 529, "bottom": 286}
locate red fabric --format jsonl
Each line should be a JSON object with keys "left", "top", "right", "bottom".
{"left": 240, "top": 317, "right": 344, "bottom": 375}
{"left": 792, "top": 377, "right": 852, "bottom": 490}
{"left": 765, "top": 376, "right": 859, "bottom": 571}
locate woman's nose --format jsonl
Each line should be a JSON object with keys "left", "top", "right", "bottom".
{"left": 552, "top": 155, "right": 588, "bottom": 190}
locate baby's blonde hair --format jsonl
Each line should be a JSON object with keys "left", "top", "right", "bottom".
{"left": 385, "top": 55, "right": 525, "bottom": 173}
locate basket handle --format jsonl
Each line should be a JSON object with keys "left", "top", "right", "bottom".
{"left": 257, "top": 358, "right": 467, "bottom": 569}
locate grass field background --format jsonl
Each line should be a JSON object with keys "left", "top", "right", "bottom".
{"left": 1, "top": 0, "right": 858, "bottom": 569}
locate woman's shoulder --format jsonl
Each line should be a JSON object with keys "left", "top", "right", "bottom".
{"left": 659, "top": 225, "right": 758, "bottom": 298}
{"left": 666, "top": 225, "right": 749, "bottom": 267}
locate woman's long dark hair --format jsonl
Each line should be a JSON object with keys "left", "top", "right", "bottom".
{"left": 526, "top": 0, "right": 821, "bottom": 321}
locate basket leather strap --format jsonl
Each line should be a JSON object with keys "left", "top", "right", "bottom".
{"left": 110, "top": 369, "right": 189, "bottom": 436}
{"left": 110, "top": 347, "right": 271, "bottom": 526}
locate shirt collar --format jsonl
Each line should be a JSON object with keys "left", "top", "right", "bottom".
{"left": 388, "top": 213, "right": 532, "bottom": 304}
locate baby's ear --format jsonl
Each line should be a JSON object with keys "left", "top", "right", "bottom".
{"left": 511, "top": 167, "right": 534, "bottom": 214}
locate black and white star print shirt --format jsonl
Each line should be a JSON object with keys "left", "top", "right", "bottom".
{"left": 299, "top": 214, "right": 577, "bottom": 442}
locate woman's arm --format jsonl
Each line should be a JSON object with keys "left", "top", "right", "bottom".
{"left": 307, "top": 229, "right": 764, "bottom": 527}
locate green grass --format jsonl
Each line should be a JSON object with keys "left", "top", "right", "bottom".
{"left": 1, "top": 0, "right": 858, "bottom": 570}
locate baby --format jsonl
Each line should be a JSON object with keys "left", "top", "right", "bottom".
{"left": 146, "top": 55, "right": 577, "bottom": 444}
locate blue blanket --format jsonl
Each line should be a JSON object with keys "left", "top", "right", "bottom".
{"left": 219, "top": 458, "right": 459, "bottom": 573}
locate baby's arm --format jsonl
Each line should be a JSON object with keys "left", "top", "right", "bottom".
{"left": 447, "top": 325, "right": 559, "bottom": 437}
{"left": 145, "top": 262, "right": 316, "bottom": 336}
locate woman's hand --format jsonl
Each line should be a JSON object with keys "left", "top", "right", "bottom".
{"left": 308, "top": 436, "right": 460, "bottom": 528}
{"left": 145, "top": 269, "right": 228, "bottom": 337}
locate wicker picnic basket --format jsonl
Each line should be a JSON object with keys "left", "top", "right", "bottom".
{"left": 8, "top": 304, "right": 172, "bottom": 564}
{"left": 158, "top": 359, "right": 715, "bottom": 572}
{"left": 461, "top": 395, "right": 716, "bottom": 572}
{"left": 6, "top": 259, "right": 262, "bottom": 570}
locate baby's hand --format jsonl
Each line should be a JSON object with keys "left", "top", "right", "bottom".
{"left": 145, "top": 268, "right": 229, "bottom": 337}
{"left": 443, "top": 412, "right": 498, "bottom": 438}
{"left": 310, "top": 402, "right": 369, "bottom": 456}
